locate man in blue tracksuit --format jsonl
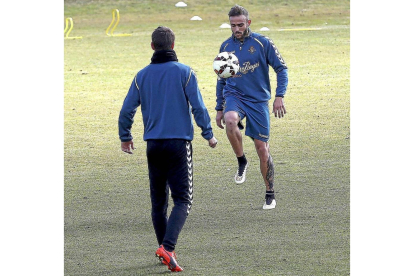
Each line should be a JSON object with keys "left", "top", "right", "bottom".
{"left": 215, "top": 5, "right": 288, "bottom": 210}
{"left": 119, "top": 26, "right": 217, "bottom": 272}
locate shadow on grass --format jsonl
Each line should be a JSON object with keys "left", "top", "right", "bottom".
{"left": 109, "top": 262, "right": 173, "bottom": 275}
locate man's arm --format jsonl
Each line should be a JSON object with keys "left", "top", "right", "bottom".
{"left": 119, "top": 75, "right": 141, "bottom": 152}
{"left": 215, "top": 76, "right": 226, "bottom": 111}
{"left": 184, "top": 69, "right": 214, "bottom": 141}
{"left": 263, "top": 37, "right": 288, "bottom": 117}
{"left": 215, "top": 75, "right": 227, "bottom": 129}
{"left": 272, "top": 67, "right": 288, "bottom": 118}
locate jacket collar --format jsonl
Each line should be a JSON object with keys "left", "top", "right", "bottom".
{"left": 150, "top": 50, "right": 178, "bottom": 64}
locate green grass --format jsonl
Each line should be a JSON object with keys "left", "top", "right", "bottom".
{"left": 65, "top": 0, "right": 349, "bottom": 275}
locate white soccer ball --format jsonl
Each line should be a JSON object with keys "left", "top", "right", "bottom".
{"left": 213, "top": 52, "right": 240, "bottom": 78}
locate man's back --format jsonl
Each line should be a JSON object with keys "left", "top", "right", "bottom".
{"left": 137, "top": 61, "right": 195, "bottom": 141}
{"left": 119, "top": 58, "right": 213, "bottom": 142}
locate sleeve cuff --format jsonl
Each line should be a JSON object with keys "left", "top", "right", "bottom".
{"left": 203, "top": 132, "right": 214, "bottom": 140}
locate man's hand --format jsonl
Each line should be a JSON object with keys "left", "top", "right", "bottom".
{"left": 216, "top": 111, "right": 225, "bottom": 129}
{"left": 273, "top": 97, "right": 287, "bottom": 118}
{"left": 121, "top": 140, "right": 135, "bottom": 154}
{"left": 208, "top": 137, "right": 218, "bottom": 148}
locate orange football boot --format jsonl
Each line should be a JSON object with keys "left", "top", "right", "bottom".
{"left": 155, "top": 245, "right": 183, "bottom": 272}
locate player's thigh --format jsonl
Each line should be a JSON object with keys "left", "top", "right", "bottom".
{"left": 224, "top": 96, "right": 246, "bottom": 123}
{"left": 166, "top": 140, "right": 193, "bottom": 203}
{"left": 146, "top": 140, "right": 169, "bottom": 201}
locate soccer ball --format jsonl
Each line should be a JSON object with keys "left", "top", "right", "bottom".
{"left": 213, "top": 52, "right": 240, "bottom": 78}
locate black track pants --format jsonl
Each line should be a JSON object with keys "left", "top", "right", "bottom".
{"left": 146, "top": 139, "right": 193, "bottom": 252}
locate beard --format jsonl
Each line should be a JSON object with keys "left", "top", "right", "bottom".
{"left": 234, "top": 29, "right": 248, "bottom": 40}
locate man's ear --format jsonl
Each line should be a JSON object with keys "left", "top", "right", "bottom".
{"left": 247, "top": 19, "right": 251, "bottom": 27}
{"left": 171, "top": 42, "right": 175, "bottom": 50}
{"left": 151, "top": 42, "right": 155, "bottom": 50}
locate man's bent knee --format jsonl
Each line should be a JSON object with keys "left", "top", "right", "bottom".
{"left": 224, "top": 111, "right": 240, "bottom": 129}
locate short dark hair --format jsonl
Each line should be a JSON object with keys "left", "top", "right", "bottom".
{"left": 228, "top": 4, "right": 249, "bottom": 20}
{"left": 152, "top": 26, "right": 175, "bottom": 51}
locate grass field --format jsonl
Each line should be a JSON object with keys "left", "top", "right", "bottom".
{"left": 64, "top": 0, "right": 350, "bottom": 275}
